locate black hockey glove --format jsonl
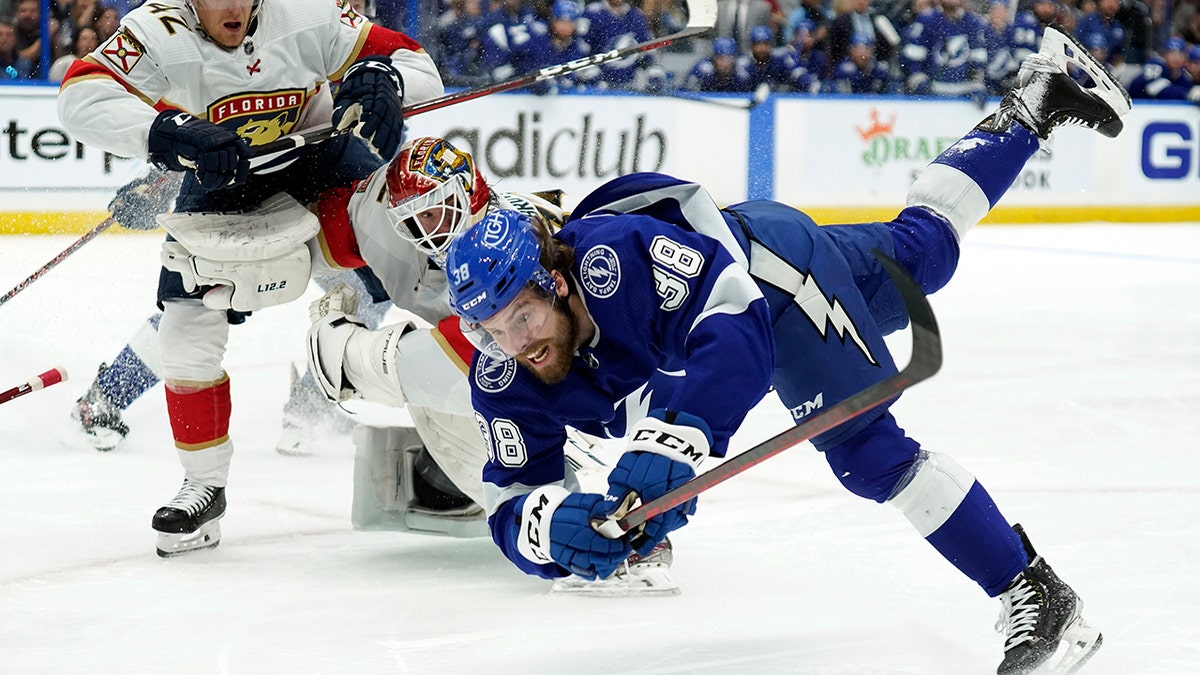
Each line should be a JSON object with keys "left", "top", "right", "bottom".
{"left": 147, "top": 110, "right": 251, "bottom": 191}
{"left": 332, "top": 55, "right": 406, "bottom": 160}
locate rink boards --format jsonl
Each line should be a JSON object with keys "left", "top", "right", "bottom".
{"left": 2, "top": 84, "right": 1198, "bottom": 233}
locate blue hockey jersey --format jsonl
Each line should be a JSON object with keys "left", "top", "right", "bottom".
{"left": 469, "top": 174, "right": 775, "bottom": 577}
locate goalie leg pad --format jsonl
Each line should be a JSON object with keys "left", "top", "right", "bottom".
{"left": 351, "top": 425, "right": 487, "bottom": 538}
{"left": 407, "top": 406, "right": 487, "bottom": 506}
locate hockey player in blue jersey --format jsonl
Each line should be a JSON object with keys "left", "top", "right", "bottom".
{"left": 741, "top": 24, "right": 818, "bottom": 93}
{"left": 1127, "top": 37, "right": 1199, "bottom": 101}
{"left": 444, "top": 26, "right": 1129, "bottom": 674}
{"left": 680, "top": 36, "right": 749, "bottom": 92}
{"left": 789, "top": 19, "right": 829, "bottom": 87}
{"left": 1074, "top": 0, "right": 1127, "bottom": 67}
{"left": 825, "top": 31, "right": 899, "bottom": 94}
{"left": 899, "top": 0, "right": 989, "bottom": 97}
{"left": 581, "top": 0, "right": 667, "bottom": 91}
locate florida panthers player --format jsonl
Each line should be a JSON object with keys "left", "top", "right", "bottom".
{"left": 56, "top": 0, "right": 443, "bottom": 557}
{"left": 442, "top": 27, "right": 1128, "bottom": 674}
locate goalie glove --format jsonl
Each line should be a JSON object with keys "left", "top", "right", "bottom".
{"left": 306, "top": 283, "right": 409, "bottom": 406}
{"left": 605, "top": 409, "right": 711, "bottom": 555}
{"left": 332, "top": 56, "right": 406, "bottom": 160}
{"left": 147, "top": 110, "right": 250, "bottom": 191}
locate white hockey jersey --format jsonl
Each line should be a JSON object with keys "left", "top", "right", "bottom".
{"left": 57, "top": 0, "right": 442, "bottom": 161}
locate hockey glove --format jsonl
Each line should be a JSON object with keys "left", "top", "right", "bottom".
{"left": 517, "top": 486, "right": 633, "bottom": 580}
{"left": 107, "top": 165, "right": 184, "bottom": 230}
{"left": 147, "top": 110, "right": 251, "bottom": 191}
{"left": 606, "top": 410, "right": 710, "bottom": 556}
{"left": 332, "top": 56, "right": 406, "bottom": 160}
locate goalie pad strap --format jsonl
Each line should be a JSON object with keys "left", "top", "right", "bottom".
{"left": 156, "top": 192, "right": 319, "bottom": 260}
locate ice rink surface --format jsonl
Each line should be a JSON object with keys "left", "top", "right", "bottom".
{"left": 1, "top": 223, "right": 1197, "bottom": 674}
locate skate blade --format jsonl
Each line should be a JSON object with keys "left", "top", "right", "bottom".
{"left": 1039, "top": 27, "right": 1131, "bottom": 120}
{"left": 156, "top": 520, "right": 221, "bottom": 558}
{"left": 1040, "top": 616, "right": 1102, "bottom": 675}
{"left": 549, "top": 565, "right": 680, "bottom": 598}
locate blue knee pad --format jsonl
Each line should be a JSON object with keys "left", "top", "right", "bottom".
{"left": 821, "top": 409, "right": 922, "bottom": 503}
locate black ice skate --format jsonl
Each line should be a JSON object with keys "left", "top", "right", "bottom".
{"left": 71, "top": 363, "right": 130, "bottom": 452}
{"left": 152, "top": 479, "right": 226, "bottom": 558}
{"left": 996, "top": 524, "right": 1102, "bottom": 675}
{"left": 979, "top": 25, "right": 1131, "bottom": 140}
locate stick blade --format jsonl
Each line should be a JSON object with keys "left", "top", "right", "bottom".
{"left": 871, "top": 249, "right": 942, "bottom": 382}
{"left": 684, "top": 0, "right": 718, "bottom": 30}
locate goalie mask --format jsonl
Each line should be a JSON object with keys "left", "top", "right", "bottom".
{"left": 386, "top": 137, "right": 492, "bottom": 263}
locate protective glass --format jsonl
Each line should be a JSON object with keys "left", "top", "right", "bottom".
{"left": 385, "top": 174, "right": 475, "bottom": 263}
{"left": 469, "top": 284, "right": 557, "bottom": 359}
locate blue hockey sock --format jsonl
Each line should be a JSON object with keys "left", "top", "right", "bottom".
{"left": 931, "top": 123, "right": 1040, "bottom": 209}
{"left": 924, "top": 482, "right": 1028, "bottom": 596}
{"left": 99, "top": 345, "right": 162, "bottom": 410}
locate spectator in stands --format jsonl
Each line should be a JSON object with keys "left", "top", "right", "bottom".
{"left": 485, "top": 0, "right": 535, "bottom": 31}
{"left": 789, "top": 19, "right": 828, "bottom": 81}
{"left": 641, "top": 0, "right": 687, "bottom": 37}
{"left": 1175, "top": 0, "right": 1200, "bottom": 44}
{"left": 825, "top": 30, "right": 898, "bottom": 93}
{"left": 1114, "top": 0, "right": 1153, "bottom": 63}
{"left": 583, "top": 0, "right": 668, "bottom": 91}
{"left": 791, "top": 0, "right": 831, "bottom": 52}
{"left": 436, "top": 0, "right": 487, "bottom": 66}
{"left": 94, "top": 4, "right": 118, "bottom": 41}
{"left": 741, "top": 23, "right": 817, "bottom": 91}
{"left": 61, "top": 0, "right": 100, "bottom": 48}
{"left": 899, "top": 0, "right": 988, "bottom": 97}
{"left": 532, "top": 0, "right": 599, "bottom": 93}
{"left": 983, "top": 0, "right": 1017, "bottom": 93}
{"left": 438, "top": 0, "right": 487, "bottom": 76}
{"left": 681, "top": 35, "right": 749, "bottom": 90}
{"left": 12, "top": 0, "right": 46, "bottom": 78}
{"left": 827, "top": 0, "right": 896, "bottom": 79}
{"left": 1187, "top": 45, "right": 1200, "bottom": 84}
{"left": 48, "top": 23, "right": 95, "bottom": 82}
{"left": 1128, "top": 36, "right": 1199, "bottom": 99}
{"left": 715, "top": 0, "right": 775, "bottom": 53}
{"left": 1075, "top": 0, "right": 1128, "bottom": 66}
{"left": 1, "top": 19, "right": 34, "bottom": 79}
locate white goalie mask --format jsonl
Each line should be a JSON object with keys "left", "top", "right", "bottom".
{"left": 385, "top": 137, "right": 493, "bottom": 264}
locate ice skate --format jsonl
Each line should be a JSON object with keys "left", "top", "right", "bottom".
{"left": 550, "top": 538, "right": 680, "bottom": 597}
{"left": 70, "top": 363, "right": 130, "bottom": 452}
{"left": 980, "top": 25, "right": 1130, "bottom": 140}
{"left": 995, "top": 524, "right": 1102, "bottom": 675}
{"left": 275, "top": 364, "right": 357, "bottom": 456}
{"left": 152, "top": 479, "right": 226, "bottom": 558}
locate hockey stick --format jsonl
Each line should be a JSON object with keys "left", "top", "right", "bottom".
{"left": 663, "top": 82, "right": 771, "bottom": 110}
{"left": 0, "top": 217, "right": 117, "bottom": 308}
{"left": 596, "top": 250, "right": 943, "bottom": 537}
{"left": 250, "top": 0, "right": 719, "bottom": 165}
{"left": 0, "top": 366, "right": 68, "bottom": 405}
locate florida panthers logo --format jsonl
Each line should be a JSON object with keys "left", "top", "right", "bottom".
{"left": 208, "top": 88, "right": 306, "bottom": 146}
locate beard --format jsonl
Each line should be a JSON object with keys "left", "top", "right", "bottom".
{"left": 516, "top": 300, "right": 580, "bottom": 385}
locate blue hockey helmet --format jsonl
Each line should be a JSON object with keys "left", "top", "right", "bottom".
{"left": 552, "top": 0, "right": 581, "bottom": 21}
{"left": 1164, "top": 37, "right": 1187, "bottom": 54}
{"left": 1190, "top": 46, "right": 1200, "bottom": 63}
{"left": 446, "top": 209, "right": 555, "bottom": 326}
{"left": 749, "top": 25, "right": 774, "bottom": 45}
{"left": 712, "top": 37, "right": 737, "bottom": 56}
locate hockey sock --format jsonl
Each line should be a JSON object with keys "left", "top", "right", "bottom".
{"left": 101, "top": 345, "right": 163, "bottom": 409}
{"left": 165, "top": 375, "right": 232, "bottom": 450}
{"left": 931, "top": 124, "right": 1040, "bottom": 209}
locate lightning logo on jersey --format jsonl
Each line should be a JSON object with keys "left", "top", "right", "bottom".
{"left": 794, "top": 271, "right": 876, "bottom": 366}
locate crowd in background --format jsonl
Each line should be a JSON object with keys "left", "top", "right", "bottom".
{"left": 4, "top": 0, "right": 1199, "bottom": 102}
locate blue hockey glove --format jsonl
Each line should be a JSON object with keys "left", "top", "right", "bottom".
{"left": 147, "top": 110, "right": 250, "bottom": 191}
{"left": 516, "top": 487, "right": 633, "bottom": 580}
{"left": 332, "top": 56, "right": 406, "bottom": 160}
{"left": 607, "top": 410, "right": 711, "bottom": 556}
